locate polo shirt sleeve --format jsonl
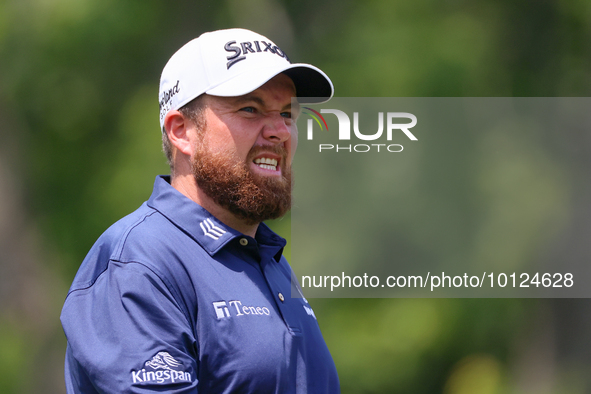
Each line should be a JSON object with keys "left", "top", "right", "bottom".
{"left": 61, "top": 261, "right": 198, "bottom": 393}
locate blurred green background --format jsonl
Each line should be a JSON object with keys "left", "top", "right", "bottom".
{"left": 1, "top": 0, "right": 590, "bottom": 392}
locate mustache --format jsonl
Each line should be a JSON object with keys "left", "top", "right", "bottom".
{"left": 247, "top": 145, "right": 288, "bottom": 161}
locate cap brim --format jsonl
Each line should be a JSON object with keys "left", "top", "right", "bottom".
{"left": 206, "top": 63, "right": 333, "bottom": 104}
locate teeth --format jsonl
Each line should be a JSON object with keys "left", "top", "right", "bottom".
{"left": 254, "top": 157, "right": 278, "bottom": 170}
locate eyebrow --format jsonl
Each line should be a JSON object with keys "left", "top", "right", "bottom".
{"left": 231, "top": 94, "right": 295, "bottom": 111}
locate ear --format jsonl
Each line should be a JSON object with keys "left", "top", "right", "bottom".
{"left": 164, "top": 110, "right": 194, "bottom": 156}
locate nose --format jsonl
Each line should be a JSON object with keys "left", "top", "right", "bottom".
{"left": 261, "top": 112, "right": 291, "bottom": 144}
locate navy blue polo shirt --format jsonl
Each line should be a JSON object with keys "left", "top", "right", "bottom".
{"left": 60, "top": 175, "right": 339, "bottom": 393}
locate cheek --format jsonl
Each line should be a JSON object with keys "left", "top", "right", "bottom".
{"left": 237, "top": 134, "right": 258, "bottom": 160}
{"left": 224, "top": 120, "right": 260, "bottom": 158}
{"left": 203, "top": 122, "right": 244, "bottom": 156}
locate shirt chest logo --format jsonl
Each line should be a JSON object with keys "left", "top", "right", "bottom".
{"left": 213, "top": 300, "right": 271, "bottom": 319}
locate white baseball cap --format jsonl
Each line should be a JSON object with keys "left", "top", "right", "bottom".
{"left": 158, "top": 28, "right": 334, "bottom": 130}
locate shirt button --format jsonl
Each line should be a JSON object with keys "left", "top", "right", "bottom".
{"left": 239, "top": 238, "right": 248, "bottom": 246}
{"left": 278, "top": 293, "right": 285, "bottom": 302}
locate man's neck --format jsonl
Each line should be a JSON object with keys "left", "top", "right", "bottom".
{"left": 170, "top": 173, "right": 259, "bottom": 238}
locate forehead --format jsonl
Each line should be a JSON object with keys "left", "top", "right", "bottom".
{"left": 205, "top": 73, "right": 296, "bottom": 108}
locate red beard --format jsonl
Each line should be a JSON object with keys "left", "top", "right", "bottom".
{"left": 192, "top": 143, "right": 292, "bottom": 225}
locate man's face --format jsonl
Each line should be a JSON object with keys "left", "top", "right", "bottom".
{"left": 191, "top": 73, "right": 299, "bottom": 225}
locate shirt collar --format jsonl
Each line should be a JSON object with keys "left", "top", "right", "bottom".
{"left": 147, "top": 175, "right": 286, "bottom": 258}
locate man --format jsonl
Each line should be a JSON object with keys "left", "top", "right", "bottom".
{"left": 60, "top": 28, "right": 339, "bottom": 393}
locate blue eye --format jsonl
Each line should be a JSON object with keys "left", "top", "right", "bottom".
{"left": 240, "top": 107, "right": 255, "bottom": 113}
{"left": 281, "top": 112, "right": 291, "bottom": 118}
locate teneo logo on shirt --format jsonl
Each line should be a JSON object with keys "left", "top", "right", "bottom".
{"left": 131, "top": 351, "right": 192, "bottom": 385}
{"left": 302, "top": 107, "right": 418, "bottom": 153}
{"left": 213, "top": 300, "right": 271, "bottom": 319}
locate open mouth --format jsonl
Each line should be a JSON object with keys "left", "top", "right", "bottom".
{"left": 253, "top": 157, "right": 278, "bottom": 171}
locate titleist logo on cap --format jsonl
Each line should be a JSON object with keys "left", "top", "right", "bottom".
{"left": 224, "top": 40, "right": 290, "bottom": 69}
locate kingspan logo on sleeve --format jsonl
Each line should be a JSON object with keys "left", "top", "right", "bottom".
{"left": 131, "top": 351, "right": 192, "bottom": 385}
